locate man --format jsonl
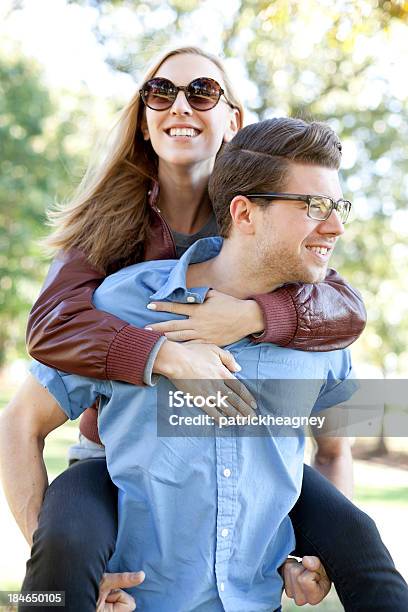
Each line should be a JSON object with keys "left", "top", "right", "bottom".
{"left": 0, "top": 118, "right": 404, "bottom": 611}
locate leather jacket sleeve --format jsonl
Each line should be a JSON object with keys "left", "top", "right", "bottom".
{"left": 252, "top": 268, "right": 366, "bottom": 350}
{"left": 26, "top": 248, "right": 163, "bottom": 385}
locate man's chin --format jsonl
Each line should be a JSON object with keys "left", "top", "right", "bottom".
{"left": 307, "top": 268, "right": 328, "bottom": 283}
{"left": 295, "top": 265, "right": 328, "bottom": 284}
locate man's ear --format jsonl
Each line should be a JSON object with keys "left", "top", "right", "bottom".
{"left": 223, "top": 108, "right": 240, "bottom": 143}
{"left": 229, "top": 195, "right": 256, "bottom": 235}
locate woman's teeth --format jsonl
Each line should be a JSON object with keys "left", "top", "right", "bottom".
{"left": 168, "top": 128, "right": 199, "bottom": 137}
{"left": 307, "top": 246, "right": 329, "bottom": 255}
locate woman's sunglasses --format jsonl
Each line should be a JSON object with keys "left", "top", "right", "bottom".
{"left": 139, "top": 77, "right": 235, "bottom": 111}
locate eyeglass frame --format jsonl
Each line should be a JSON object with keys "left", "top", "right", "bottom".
{"left": 243, "top": 192, "right": 352, "bottom": 224}
{"left": 139, "top": 77, "right": 236, "bottom": 111}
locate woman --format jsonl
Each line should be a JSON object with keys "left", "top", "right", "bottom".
{"left": 21, "top": 47, "right": 404, "bottom": 610}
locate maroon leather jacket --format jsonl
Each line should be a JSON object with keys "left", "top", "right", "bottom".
{"left": 26, "top": 182, "right": 366, "bottom": 444}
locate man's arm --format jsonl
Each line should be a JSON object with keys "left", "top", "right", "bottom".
{"left": 282, "top": 432, "right": 353, "bottom": 606}
{"left": 0, "top": 374, "right": 67, "bottom": 546}
{"left": 311, "top": 427, "right": 353, "bottom": 499}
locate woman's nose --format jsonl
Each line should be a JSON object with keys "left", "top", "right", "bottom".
{"left": 170, "top": 90, "right": 193, "bottom": 115}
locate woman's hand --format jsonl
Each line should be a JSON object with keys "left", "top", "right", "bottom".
{"left": 145, "top": 289, "right": 264, "bottom": 345}
{"left": 153, "top": 340, "right": 257, "bottom": 421}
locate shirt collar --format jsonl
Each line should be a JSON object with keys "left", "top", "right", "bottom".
{"left": 150, "top": 236, "right": 223, "bottom": 304}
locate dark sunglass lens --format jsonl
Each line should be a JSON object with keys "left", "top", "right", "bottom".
{"left": 143, "top": 78, "right": 176, "bottom": 109}
{"left": 187, "top": 78, "right": 222, "bottom": 110}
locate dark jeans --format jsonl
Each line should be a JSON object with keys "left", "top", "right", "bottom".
{"left": 21, "top": 459, "right": 408, "bottom": 612}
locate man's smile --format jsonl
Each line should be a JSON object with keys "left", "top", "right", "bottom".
{"left": 304, "top": 239, "right": 336, "bottom": 263}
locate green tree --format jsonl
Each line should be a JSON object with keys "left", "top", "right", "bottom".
{"left": 0, "top": 51, "right": 83, "bottom": 364}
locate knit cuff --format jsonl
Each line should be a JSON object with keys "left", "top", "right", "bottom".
{"left": 143, "top": 336, "right": 167, "bottom": 386}
{"left": 106, "top": 324, "right": 163, "bottom": 385}
{"left": 250, "top": 290, "right": 298, "bottom": 345}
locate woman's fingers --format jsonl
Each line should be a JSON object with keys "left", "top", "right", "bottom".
{"left": 146, "top": 292, "right": 248, "bottom": 346}
{"left": 145, "top": 314, "right": 202, "bottom": 341}
{"left": 147, "top": 301, "right": 194, "bottom": 315}
{"left": 217, "top": 348, "right": 242, "bottom": 373}
{"left": 224, "top": 378, "right": 257, "bottom": 413}
{"left": 159, "top": 330, "right": 199, "bottom": 342}
{"left": 145, "top": 319, "right": 191, "bottom": 333}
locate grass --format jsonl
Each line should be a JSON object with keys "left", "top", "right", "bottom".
{"left": 283, "top": 593, "right": 342, "bottom": 611}
{"left": 355, "top": 485, "right": 408, "bottom": 505}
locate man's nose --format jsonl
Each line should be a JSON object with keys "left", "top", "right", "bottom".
{"left": 170, "top": 90, "right": 193, "bottom": 115}
{"left": 318, "top": 209, "right": 345, "bottom": 236}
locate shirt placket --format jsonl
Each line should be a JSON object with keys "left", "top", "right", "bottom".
{"left": 214, "top": 426, "right": 238, "bottom": 608}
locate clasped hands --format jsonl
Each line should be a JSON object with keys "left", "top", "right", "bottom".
{"left": 145, "top": 289, "right": 264, "bottom": 344}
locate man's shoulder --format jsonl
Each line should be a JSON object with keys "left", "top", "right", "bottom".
{"left": 94, "top": 259, "right": 177, "bottom": 298}
{"left": 258, "top": 343, "right": 351, "bottom": 375}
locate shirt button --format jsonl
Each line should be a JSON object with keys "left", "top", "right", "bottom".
{"left": 220, "top": 582, "right": 225, "bottom": 592}
{"left": 186, "top": 296, "right": 196, "bottom": 303}
{"left": 223, "top": 468, "right": 231, "bottom": 478}
{"left": 221, "top": 528, "right": 229, "bottom": 538}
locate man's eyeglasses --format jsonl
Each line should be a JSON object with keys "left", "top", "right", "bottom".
{"left": 139, "top": 77, "right": 235, "bottom": 112}
{"left": 244, "top": 193, "right": 352, "bottom": 224}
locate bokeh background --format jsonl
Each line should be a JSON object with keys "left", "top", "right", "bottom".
{"left": 0, "top": 1, "right": 407, "bottom": 609}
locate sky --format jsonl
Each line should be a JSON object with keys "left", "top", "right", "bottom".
{"left": 1, "top": 0, "right": 136, "bottom": 97}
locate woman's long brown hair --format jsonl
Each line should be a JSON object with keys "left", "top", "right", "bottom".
{"left": 44, "top": 47, "right": 244, "bottom": 273}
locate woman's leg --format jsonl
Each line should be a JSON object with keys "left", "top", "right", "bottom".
{"left": 289, "top": 464, "right": 408, "bottom": 611}
{"left": 20, "top": 458, "right": 117, "bottom": 612}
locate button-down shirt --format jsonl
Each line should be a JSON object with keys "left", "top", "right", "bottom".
{"left": 31, "top": 237, "right": 355, "bottom": 612}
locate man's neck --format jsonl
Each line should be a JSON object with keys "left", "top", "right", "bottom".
{"left": 186, "top": 238, "right": 282, "bottom": 298}
{"left": 157, "top": 160, "right": 214, "bottom": 234}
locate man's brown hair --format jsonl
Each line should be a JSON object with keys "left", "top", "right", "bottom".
{"left": 209, "top": 117, "right": 342, "bottom": 237}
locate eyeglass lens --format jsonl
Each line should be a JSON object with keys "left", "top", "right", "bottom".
{"left": 309, "top": 196, "right": 350, "bottom": 223}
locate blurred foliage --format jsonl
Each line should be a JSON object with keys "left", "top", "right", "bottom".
{"left": 3, "top": 0, "right": 408, "bottom": 376}
{"left": 0, "top": 52, "right": 85, "bottom": 365}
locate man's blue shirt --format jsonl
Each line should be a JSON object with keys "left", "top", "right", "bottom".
{"left": 31, "top": 237, "right": 355, "bottom": 612}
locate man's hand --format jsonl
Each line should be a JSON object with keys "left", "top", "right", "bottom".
{"left": 282, "top": 556, "right": 331, "bottom": 606}
{"left": 96, "top": 571, "right": 145, "bottom": 612}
